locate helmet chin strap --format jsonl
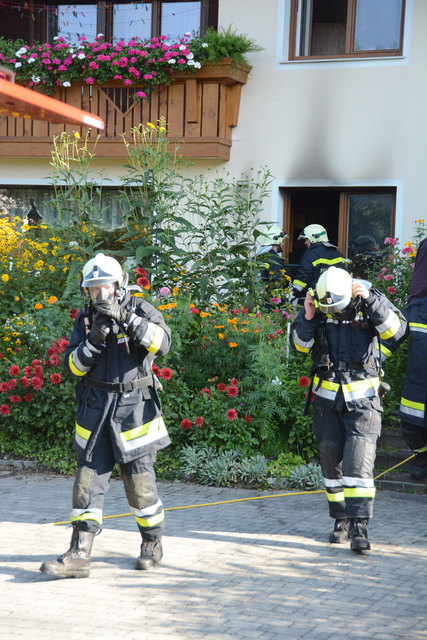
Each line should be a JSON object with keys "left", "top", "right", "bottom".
{"left": 115, "top": 273, "right": 129, "bottom": 302}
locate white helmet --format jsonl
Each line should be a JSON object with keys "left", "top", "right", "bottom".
{"left": 298, "top": 224, "right": 328, "bottom": 243}
{"left": 81, "top": 253, "right": 129, "bottom": 302}
{"left": 316, "top": 266, "right": 353, "bottom": 315}
{"left": 259, "top": 224, "right": 289, "bottom": 247}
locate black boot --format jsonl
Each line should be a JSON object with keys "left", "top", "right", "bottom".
{"left": 329, "top": 518, "right": 351, "bottom": 543}
{"left": 411, "top": 453, "right": 427, "bottom": 480}
{"left": 39, "top": 525, "right": 95, "bottom": 578}
{"left": 350, "top": 518, "right": 371, "bottom": 552}
{"left": 135, "top": 538, "right": 163, "bottom": 570}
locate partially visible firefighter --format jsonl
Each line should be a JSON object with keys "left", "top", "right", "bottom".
{"left": 291, "top": 224, "right": 347, "bottom": 303}
{"left": 291, "top": 266, "right": 406, "bottom": 552}
{"left": 400, "top": 237, "right": 427, "bottom": 480}
{"left": 40, "top": 253, "right": 171, "bottom": 578}
{"left": 257, "top": 224, "right": 289, "bottom": 308}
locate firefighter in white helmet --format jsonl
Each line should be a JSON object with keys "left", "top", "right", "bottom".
{"left": 40, "top": 253, "right": 171, "bottom": 578}
{"left": 291, "top": 266, "right": 406, "bottom": 552}
{"left": 257, "top": 224, "right": 289, "bottom": 308}
{"left": 292, "top": 224, "right": 347, "bottom": 303}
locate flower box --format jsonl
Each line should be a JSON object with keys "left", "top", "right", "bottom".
{"left": 0, "top": 59, "right": 251, "bottom": 160}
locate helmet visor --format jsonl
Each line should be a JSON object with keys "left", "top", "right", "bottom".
{"left": 87, "top": 283, "right": 116, "bottom": 305}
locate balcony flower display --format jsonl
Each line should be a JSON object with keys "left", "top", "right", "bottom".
{"left": 0, "top": 27, "right": 259, "bottom": 98}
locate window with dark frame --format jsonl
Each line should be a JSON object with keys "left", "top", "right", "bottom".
{"left": 0, "top": 0, "right": 218, "bottom": 45}
{"left": 290, "top": 0, "right": 405, "bottom": 60}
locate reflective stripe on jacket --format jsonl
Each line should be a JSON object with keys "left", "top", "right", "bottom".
{"left": 399, "top": 299, "right": 427, "bottom": 427}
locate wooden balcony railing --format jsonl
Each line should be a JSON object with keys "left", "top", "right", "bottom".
{"left": 0, "top": 59, "right": 251, "bottom": 160}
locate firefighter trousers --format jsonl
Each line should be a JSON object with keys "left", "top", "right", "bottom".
{"left": 312, "top": 395, "right": 381, "bottom": 520}
{"left": 70, "top": 426, "right": 164, "bottom": 540}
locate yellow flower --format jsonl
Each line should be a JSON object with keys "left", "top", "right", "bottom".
{"left": 159, "top": 126, "right": 166, "bottom": 132}
{"left": 218, "top": 333, "right": 224, "bottom": 339}
{"left": 147, "top": 122, "right": 155, "bottom": 129}
{"left": 229, "top": 342, "right": 238, "bottom": 348}
{"left": 200, "top": 312, "right": 212, "bottom": 318}
{"left": 34, "top": 303, "right": 43, "bottom": 310}
{"left": 1, "top": 274, "right": 9, "bottom": 282}
{"left": 48, "top": 296, "right": 58, "bottom": 304}
{"left": 15, "top": 339, "right": 21, "bottom": 346}
{"left": 167, "top": 302, "right": 177, "bottom": 309}
{"left": 12, "top": 332, "right": 18, "bottom": 337}
{"left": 214, "top": 325, "right": 225, "bottom": 329}
{"left": 227, "top": 318, "right": 238, "bottom": 325}
{"left": 74, "top": 132, "right": 81, "bottom": 139}
{"left": 416, "top": 219, "right": 424, "bottom": 224}
{"left": 82, "top": 225, "right": 88, "bottom": 233}
{"left": 158, "top": 304, "right": 167, "bottom": 311}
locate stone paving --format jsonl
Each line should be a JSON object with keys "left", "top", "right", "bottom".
{"left": 0, "top": 473, "right": 426, "bottom": 640}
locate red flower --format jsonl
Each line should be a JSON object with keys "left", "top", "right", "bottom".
{"left": 58, "top": 338, "right": 69, "bottom": 351}
{"left": 7, "top": 379, "right": 17, "bottom": 390}
{"left": 152, "top": 363, "right": 160, "bottom": 376}
{"left": 24, "top": 393, "right": 33, "bottom": 402}
{"left": 21, "top": 376, "right": 30, "bottom": 387}
{"left": 23, "top": 366, "right": 32, "bottom": 376}
{"left": 305, "top": 391, "right": 315, "bottom": 402}
{"left": 299, "top": 376, "right": 310, "bottom": 388}
{"left": 50, "top": 373, "right": 62, "bottom": 384}
{"left": 9, "top": 395, "right": 21, "bottom": 404}
{"left": 227, "top": 385, "right": 238, "bottom": 398}
{"left": 245, "top": 414, "right": 252, "bottom": 424}
{"left": 159, "top": 367, "right": 173, "bottom": 380}
{"left": 227, "top": 408, "right": 238, "bottom": 421}
{"left": 195, "top": 416, "right": 204, "bottom": 427}
{"left": 268, "top": 333, "right": 275, "bottom": 340}
{"left": 31, "top": 359, "right": 41, "bottom": 366}
{"left": 32, "top": 376, "right": 43, "bottom": 390}
{"left": 48, "top": 355, "right": 61, "bottom": 367}
{"left": 135, "top": 267, "right": 148, "bottom": 277}
{"left": 191, "top": 308, "right": 200, "bottom": 314}
{"left": 33, "top": 365, "right": 44, "bottom": 376}
{"left": 0, "top": 404, "right": 10, "bottom": 415}
{"left": 137, "top": 276, "right": 150, "bottom": 288}
{"left": 200, "top": 388, "right": 211, "bottom": 397}
{"left": 230, "top": 378, "right": 239, "bottom": 387}
{"left": 181, "top": 419, "right": 192, "bottom": 430}
{"left": 217, "top": 383, "right": 227, "bottom": 392}
{"left": 69, "top": 308, "right": 80, "bottom": 319}
{"left": 8, "top": 365, "right": 20, "bottom": 376}
{"left": 276, "top": 329, "right": 284, "bottom": 336}
{"left": 0, "top": 382, "right": 9, "bottom": 393}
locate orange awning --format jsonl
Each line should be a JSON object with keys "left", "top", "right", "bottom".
{"left": 0, "top": 76, "right": 104, "bottom": 129}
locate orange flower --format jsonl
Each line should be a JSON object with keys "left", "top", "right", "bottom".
{"left": 218, "top": 333, "right": 225, "bottom": 339}
{"left": 34, "top": 303, "right": 43, "bottom": 310}
{"left": 229, "top": 342, "right": 238, "bottom": 348}
{"left": 227, "top": 318, "right": 238, "bottom": 325}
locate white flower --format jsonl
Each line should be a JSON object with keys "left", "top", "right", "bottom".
{"left": 271, "top": 376, "right": 282, "bottom": 386}
{"left": 15, "top": 62, "right": 22, "bottom": 68}
{"left": 179, "top": 44, "right": 186, "bottom": 50}
{"left": 31, "top": 75, "right": 40, "bottom": 83}
{"left": 186, "top": 52, "right": 194, "bottom": 59}
{"left": 97, "top": 33, "right": 104, "bottom": 38}
{"left": 28, "top": 58, "right": 35, "bottom": 64}
{"left": 53, "top": 36, "right": 59, "bottom": 40}
{"left": 15, "top": 47, "right": 26, "bottom": 57}
{"left": 69, "top": 48, "right": 74, "bottom": 53}
{"left": 62, "top": 81, "right": 71, "bottom": 87}
{"left": 168, "top": 58, "right": 176, "bottom": 64}
{"left": 194, "top": 61, "right": 201, "bottom": 69}
{"left": 202, "top": 42, "right": 209, "bottom": 48}
{"left": 77, "top": 53, "right": 86, "bottom": 59}
{"left": 187, "top": 59, "right": 195, "bottom": 66}
{"left": 184, "top": 32, "right": 191, "bottom": 36}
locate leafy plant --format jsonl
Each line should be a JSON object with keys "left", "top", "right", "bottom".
{"left": 288, "top": 463, "right": 325, "bottom": 490}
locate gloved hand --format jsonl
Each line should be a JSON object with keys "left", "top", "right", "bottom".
{"left": 98, "top": 299, "right": 132, "bottom": 326}
{"left": 88, "top": 312, "right": 111, "bottom": 347}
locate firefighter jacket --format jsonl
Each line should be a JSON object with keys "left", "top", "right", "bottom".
{"left": 292, "top": 242, "right": 347, "bottom": 299}
{"left": 64, "top": 293, "right": 171, "bottom": 464}
{"left": 399, "top": 297, "right": 427, "bottom": 427}
{"left": 291, "top": 289, "right": 407, "bottom": 410}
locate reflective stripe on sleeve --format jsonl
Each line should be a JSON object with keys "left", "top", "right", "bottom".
{"left": 312, "top": 257, "right": 346, "bottom": 268}
{"left": 292, "top": 329, "right": 314, "bottom": 353}
{"left": 141, "top": 323, "right": 165, "bottom": 354}
{"left": 409, "top": 322, "right": 427, "bottom": 334}
{"left": 376, "top": 310, "right": 401, "bottom": 340}
{"left": 293, "top": 280, "right": 306, "bottom": 292}
{"left": 313, "top": 375, "right": 339, "bottom": 401}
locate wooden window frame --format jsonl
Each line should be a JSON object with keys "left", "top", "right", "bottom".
{"left": 288, "top": 0, "right": 406, "bottom": 61}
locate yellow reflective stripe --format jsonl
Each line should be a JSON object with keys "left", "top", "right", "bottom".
{"left": 69, "top": 351, "right": 86, "bottom": 376}
{"left": 379, "top": 343, "right": 392, "bottom": 358}
{"left": 379, "top": 313, "right": 401, "bottom": 340}
{"left": 294, "top": 343, "right": 311, "bottom": 353}
{"left": 71, "top": 512, "right": 103, "bottom": 525}
{"left": 313, "top": 376, "right": 340, "bottom": 391}
{"left": 312, "top": 257, "right": 345, "bottom": 267}
{"left": 121, "top": 416, "right": 163, "bottom": 443}
{"left": 326, "top": 491, "right": 345, "bottom": 502}
{"left": 134, "top": 510, "right": 165, "bottom": 528}
{"left": 76, "top": 423, "right": 91, "bottom": 441}
{"left": 147, "top": 325, "right": 165, "bottom": 354}
{"left": 344, "top": 487, "right": 376, "bottom": 499}
{"left": 409, "top": 322, "right": 427, "bottom": 330}
{"left": 342, "top": 377, "right": 379, "bottom": 393}
{"left": 293, "top": 279, "right": 307, "bottom": 289}
{"left": 401, "top": 397, "right": 424, "bottom": 411}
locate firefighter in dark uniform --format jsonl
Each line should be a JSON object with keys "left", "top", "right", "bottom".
{"left": 257, "top": 224, "right": 288, "bottom": 308}
{"left": 40, "top": 253, "right": 171, "bottom": 578}
{"left": 292, "top": 224, "right": 347, "bottom": 303}
{"left": 291, "top": 266, "right": 406, "bottom": 552}
{"left": 400, "top": 237, "right": 427, "bottom": 480}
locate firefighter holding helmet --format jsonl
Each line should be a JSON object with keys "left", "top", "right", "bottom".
{"left": 40, "top": 253, "right": 171, "bottom": 578}
{"left": 291, "top": 266, "right": 406, "bottom": 552}
{"left": 291, "top": 224, "right": 347, "bottom": 303}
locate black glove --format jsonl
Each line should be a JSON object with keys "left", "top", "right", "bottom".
{"left": 88, "top": 312, "right": 111, "bottom": 347}
{"left": 98, "top": 299, "right": 132, "bottom": 326}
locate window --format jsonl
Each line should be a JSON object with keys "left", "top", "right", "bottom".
{"left": 290, "top": 0, "right": 405, "bottom": 60}
{"left": 0, "top": 0, "right": 218, "bottom": 45}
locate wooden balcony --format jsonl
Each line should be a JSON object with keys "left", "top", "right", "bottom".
{"left": 0, "top": 59, "right": 251, "bottom": 161}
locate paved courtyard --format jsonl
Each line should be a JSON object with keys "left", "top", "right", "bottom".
{"left": 0, "top": 473, "right": 426, "bottom": 639}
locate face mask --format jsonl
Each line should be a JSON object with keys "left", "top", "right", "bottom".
{"left": 89, "top": 283, "right": 116, "bottom": 306}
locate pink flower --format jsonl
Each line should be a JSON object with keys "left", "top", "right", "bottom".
{"left": 384, "top": 274, "right": 393, "bottom": 281}
{"left": 85, "top": 77, "right": 95, "bottom": 84}
{"left": 227, "top": 385, "right": 238, "bottom": 398}
{"left": 195, "top": 416, "right": 204, "bottom": 427}
{"left": 136, "top": 91, "right": 147, "bottom": 98}
{"left": 387, "top": 286, "right": 397, "bottom": 294}
{"left": 401, "top": 246, "right": 413, "bottom": 254}
{"left": 384, "top": 237, "right": 398, "bottom": 246}
{"left": 230, "top": 378, "right": 239, "bottom": 386}
{"left": 227, "top": 409, "right": 238, "bottom": 421}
